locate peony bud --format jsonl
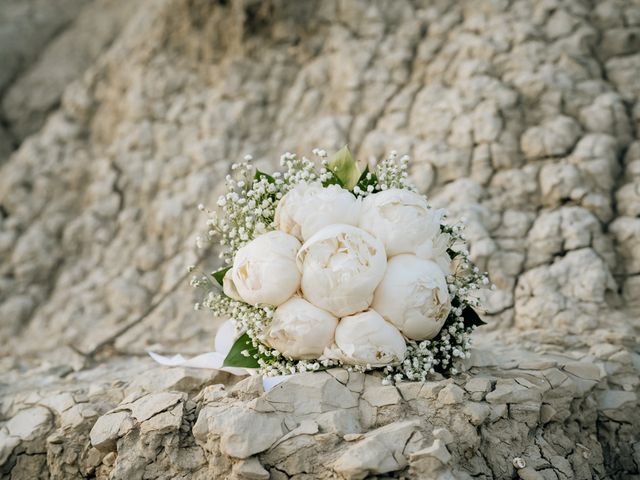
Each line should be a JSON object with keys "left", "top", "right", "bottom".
{"left": 275, "top": 182, "right": 361, "bottom": 241}
{"left": 330, "top": 310, "right": 406, "bottom": 366}
{"left": 359, "top": 189, "right": 450, "bottom": 265}
{"left": 297, "top": 224, "right": 387, "bottom": 317}
{"left": 227, "top": 231, "right": 301, "bottom": 306}
{"left": 264, "top": 297, "right": 338, "bottom": 360}
{"left": 373, "top": 254, "right": 451, "bottom": 340}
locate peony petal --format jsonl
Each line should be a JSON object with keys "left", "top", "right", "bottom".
{"left": 298, "top": 224, "right": 386, "bottom": 317}
{"left": 222, "top": 269, "right": 243, "bottom": 301}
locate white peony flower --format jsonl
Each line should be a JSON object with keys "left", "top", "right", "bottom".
{"left": 275, "top": 182, "right": 361, "bottom": 241}
{"left": 359, "top": 188, "right": 451, "bottom": 270}
{"left": 329, "top": 310, "right": 406, "bottom": 366}
{"left": 264, "top": 297, "right": 338, "bottom": 360}
{"left": 226, "top": 231, "right": 301, "bottom": 306}
{"left": 297, "top": 224, "right": 387, "bottom": 317}
{"left": 372, "top": 254, "right": 451, "bottom": 340}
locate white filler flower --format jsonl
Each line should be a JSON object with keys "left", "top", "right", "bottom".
{"left": 359, "top": 188, "right": 447, "bottom": 259}
{"left": 275, "top": 182, "right": 361, "bottom": 241}
{"left": 297, "top": 224, "right": 387, "bottom": 317}
{"left": 333, "top": 310, "right": 406, "bottom": 366}
{"left": 373, "top": 254, "right": 451, "bottom": 340}
{"left": 227, "top": 231, "right": 301, "bottom": 306}
{"left": 264, "top": 297, "right": 338, "bottom": 360}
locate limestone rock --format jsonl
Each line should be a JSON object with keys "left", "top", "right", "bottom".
{"left": 610, "top": 218, "right": 640, "bottom": 275}
{"left": 515, "top": 248, "right": 617, "bottom": 332}
{"left": 409, "top": 439, "right": 452, "bottom": 477}
{"left": 0, "top": 0, "right": 639, "bottom": 478}
{"left": 89, "top": 411, "right": 133, "bottom": 452}
{"left": 437, "top": 384, "right": 465, "bottom": 405}
{"left": 129, "top": 367, "right": 226, "bottom": 394}
{"left": 464, "top": 377, "right": 492, "bottom": 394}
{"left": 129, "top": 391, "right": 185, "bottom": 422}
{"left": 597, "top": 390, "right": 637, "bottom": 411}
{"left": 232, "top": 457, "right": 270, "bottom": 480}
{"left": 0, "top": 0, "right": 86, "bottom": 93}
{"left": 264, "top": 372, "right": 358, "bottom": 415}
{"left": 361, "top": 385, "right": 401, "bottom": 407}
{"left": 486, "top": 379, "right": 541, "bottom": 404}
{"left": 316, "top": 410, "right": 361, "bottom": 436}
{"left": 521, "top": 116, "right": 581, "bottom": 160}
{"left": 333, "top": 420, "right": 420, "bottom": 479}
{"left": 1, "top": 0, "right": 135, "bottom": 140}
{"left": 563, "top": 361, "right": 604, "bottom": 381}
{"left": 462, "top": 402, "right": 491, "bottom": 426}
{"left": 5, "top": 407, "right": 52, "bottom": 441}
{"left": 194, "top": 405, "right": 285, "bottom": 459}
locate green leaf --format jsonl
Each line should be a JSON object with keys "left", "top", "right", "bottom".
{"left": 357, "top": 165, "right": 370, "bottom": 184}
{"left": 212, "top": 266, "right": 231, "bottom": 287}
{"left": 222, "top": 333, "right": 261, "bottom": 368}
{"left": 254, "top": 169, "right": 275, "bottom": 183}
{"left": 461, "top": 306, "right": 487, "bottom": 328}
{"left": 355, "top": 165, "right": 379, "bottom": 195}
{"left": 327, "top": 146, "right": 361, "bottom": 190}
{"left": 321, "top": 171, "right": 344, "bottom": 188}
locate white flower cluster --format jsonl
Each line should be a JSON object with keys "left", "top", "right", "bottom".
{"left": 192, "top": 149, "right": 488, "bottom": 382}
{"left": 373, "top": 151, "right": 414, "bottom": 192}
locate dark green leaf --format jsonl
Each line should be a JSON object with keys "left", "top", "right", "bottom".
{"left": 222, "top": 333, "right": 260, "bottom": 368}
{"left": 254, "top": 169, "right": 275, "bottom": 183}
{"left": 327, "top": 146, "right": 361, "bottom": 190}
{"left": 322, "top": 170, "right": 344, "bottom": 188}
{"left": 357, "top": 165, "right": 370, "bottom": 183}
{"left": 355, "top": 165, "right": 379, "bottom": 195}
{"left": 212, "top": 266, "right": 231, "bottom": 287}
{"left": 446, "top": 248, "right": 459, "bottom": 259}
{"left": 461, "top": 306, "right": 487, "bottom": 328}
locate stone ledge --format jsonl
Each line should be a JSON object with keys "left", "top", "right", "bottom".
{"left": 1, "top": 342, "right": 638, "bottom": 479}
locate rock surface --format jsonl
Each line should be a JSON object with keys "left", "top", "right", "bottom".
{"left": 0, "top": 0, "right": 639, "bottom": 478}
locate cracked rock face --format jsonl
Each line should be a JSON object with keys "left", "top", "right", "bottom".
{"left": 0, "top": 0, "right": 639, "bottom": 478}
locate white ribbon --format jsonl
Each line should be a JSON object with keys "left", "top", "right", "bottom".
{"left": 262, "top": 375, "right": 289, "bottom": 390}
{"left": 148, "top": 320, "right": 291, "bottom": 391}
{"left": 147, "top": 350, "right": 247, "bottom": 375}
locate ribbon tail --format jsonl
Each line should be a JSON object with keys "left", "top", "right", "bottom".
{"left": 148, "top": 351, "right": 295, "bottom": 391}
{"left": 148, "top": 350, "right": 249, "bottom": 376}
{"left": 262, "top": 375, "right": 290, "bottom": 391}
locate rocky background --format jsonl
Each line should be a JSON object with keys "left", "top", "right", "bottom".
{"left": 0, "top": 0, "right": 639, "bottom": 478}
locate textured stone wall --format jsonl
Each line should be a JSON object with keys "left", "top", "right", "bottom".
{"left": 0, "top": 0, "right": 133, "bottom": 162}
{"left": 0, "top": 0, "right": 638, "bottom": 478}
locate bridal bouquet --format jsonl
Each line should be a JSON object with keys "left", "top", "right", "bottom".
{"left": 191, "top": 147, "right": 487, "bottom": 383}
